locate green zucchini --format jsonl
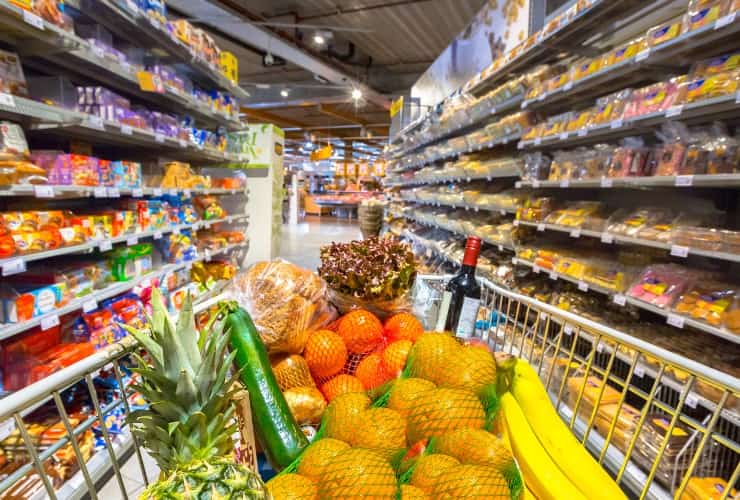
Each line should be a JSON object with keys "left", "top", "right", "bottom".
{"left": 224, "top": 303, "right": 309, "bottom": 470}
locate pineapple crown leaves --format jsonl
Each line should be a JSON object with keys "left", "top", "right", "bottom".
{"left": 127, "top": 288, "right": 240, "bottom": 473}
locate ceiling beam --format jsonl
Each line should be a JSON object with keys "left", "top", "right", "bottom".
{"left": 166, "top": 0, "right": 390, "bottom": 109}
{"left": 317, "top": 104, "right": 370, "bottom": 126}
{"left": 241, "top": 108, "right": 308, "bottom": 129}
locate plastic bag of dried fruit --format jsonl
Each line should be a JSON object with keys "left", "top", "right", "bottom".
{"left": 229, "top": 260, "right": 337, "bottom": 353}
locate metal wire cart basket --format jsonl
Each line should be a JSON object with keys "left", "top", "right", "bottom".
{"left": 412, "top": 274, "right": 739, "bottom": 500}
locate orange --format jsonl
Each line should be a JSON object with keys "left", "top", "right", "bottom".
{"left": 304, "top": 330, "right": 348, "bottom": 380}
{"left": 384, "top": 313, "right": 424, "bottom": 342}
{"left": 320, "top": 374, "right": 365, "bottom": 402}
{"left": 337, "top": 310, "right": 384, "bottom": 354}
{"left": 355, "top": 353, "right": 391, "bottom": 390}
{"left": 381, "top": 339, "right": 412, "bottom": 377}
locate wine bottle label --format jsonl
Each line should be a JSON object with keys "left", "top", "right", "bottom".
{"left": 435, "top": 291, "right": 452, "bottom": 332}
{"left": 455, "top": 297, "right": 480, "bottom": 338}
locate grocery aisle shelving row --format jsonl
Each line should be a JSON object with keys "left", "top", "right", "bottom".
{"left": 518, "top": 93, "right": 740, "bottom": 150}
{"left": 0, "top": 184, "right": 245, "bottom": 198}
{"left": 0, "top": 0, "right": 244, "bottom": 129}
{"left": 0, "top": 93, "right": 245, "bottom": 164}
{"left": 394, "top": 198, "right": 518, "bottom": 215}
{"left": 0, "top": 214, "right": 249, "bottom": 275}
{"left": 0, "top": 238, "right": 248, "bottom": 341}
{"left": 385, "top": 162, "right": 521, "bottom": 187}
{"left": 515, "top": 173, "right": 740, "bottom": 189}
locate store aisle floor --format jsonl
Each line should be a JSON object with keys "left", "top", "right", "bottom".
{"left": 279, "top": 215, "right": 361, "bottom": 270}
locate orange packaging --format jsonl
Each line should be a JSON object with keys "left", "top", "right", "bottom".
{"left": 10, "top": 229, "right": 62, "bottom": 254}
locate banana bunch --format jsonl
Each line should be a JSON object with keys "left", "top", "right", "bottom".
{"left": 496, "top": 357, "right": 627, "bottom": 500}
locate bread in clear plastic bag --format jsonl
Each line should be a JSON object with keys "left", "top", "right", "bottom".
{"left": 229, "top": 260, "right": 337, "bottom": 353}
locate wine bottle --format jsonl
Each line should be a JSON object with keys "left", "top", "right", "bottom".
{"left": 435, "top": 236, "right": 482, "bottom": 338}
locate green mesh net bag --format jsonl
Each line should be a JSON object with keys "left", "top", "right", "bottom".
{"left": 316, "top": 448, "right": 399, "bottom": 499}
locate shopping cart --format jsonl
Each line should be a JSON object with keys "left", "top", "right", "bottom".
{"left": 0, "top": 276, "right": 737, "bottom": 500}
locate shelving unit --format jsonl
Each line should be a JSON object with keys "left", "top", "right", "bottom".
{"left": 0, "top": 2, "right": 253, "bottom": 497}
{"left": 386, "top": 1, "right": 740, "bottom": 496}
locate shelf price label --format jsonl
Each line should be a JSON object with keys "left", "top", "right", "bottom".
{"left": 613, "top": 294, "right": 627, "bottom": 306}
{"left": 99, "top": 240, "right": 113, "bottom": 252}
{"left": 665, "top": 105, "right": 683, "bottom": 118}
{"left": 715, "top": 12, "right": 736, "bottom": 29}
{"left": 570, "top": 228, "right": 581, "bottom": 238}
{"left": 635, "top": 49, "right": 651, "bottom": 62}
{"left": 126, "top": 236, "right": 138, "bottom": 246}
{"left": 670, "top": 245, "right": 690, "bottom": 258}
{"left": 120, "top": 124, "right": 133, "bottom": 135}
{"left": 549, "top": 271, "right": 558, "bottom": 281}
{"left": 107, "top": 187, "right": 120, "bottom": 198}
{"left": 601, "top": 232, "right": 614, "bottom": 244}
{"left": 601, "top": 177, "right": 613, "bottom": 188}
{"left": 153, "top": 188, "right": 163, "bottom": 196}
{"left": 2, "top": 257, "right": 26, "bottom": 276}
{"left": 666, "top": 313, "right": 686, "bottom": 329}
{"left": 0, "top": 93, "right": 15, "bottom": 108}
{"left": 23, "top": 10, "right": 45, "bottom": 30}
{"left": 634, "top": 364, "right": 646, "bottom": 378}
{"left": 93, "top": 186, "right": 107, "bottom": 198}
{"left": 578, "top": 281, "right": 589, "bottom": 292}
{"left": 132, "top": 188, "right": 144, "bottom": 197}
{"left": 153, "top": 231, "right": 162, "bottom": 240}
{"left": 34, "top": 185, "right": 54, "bottom": 198}
{"left": 532, "top": 264, "right": 541, "bottom": 274}
{"left": 610, "top": 119, "right": 624, "bottom": 129}
{"left": 685, "top": 394, "right": 699, "bottom": 409}
{"left": 40, "top": 314, "right": 60, "bottom": 331}
{"left": 675, "top": 175, "right": 693, "bottom": 187}
{"left": 154, "top": 133, "right": 166, "bottom": 143}
{"left": 563, "top": 325, "right": 574, "bottom": 336}
{"left": 537, "top": 223, "right": 545, "bottom": 232}
{"left": 86, "top": 115, "right": 105, "bottom": 130}
{"left": 560, "top": 179, "right": 570, "bottom": 188}
{"left": 82, "top": 298, "right": 98, "bottom": 313}
{"left": 578, "top": 128, "right": 588, "bottom": 137}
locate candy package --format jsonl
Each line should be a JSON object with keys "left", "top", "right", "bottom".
{"left": 653, "top": 122, "right": 690, "bottom": 176}
{"left": 673, "top": 281, "right": 739, "bottom": 330}
{"left": 627, "top": 264, "right": 696, "bottom": 308}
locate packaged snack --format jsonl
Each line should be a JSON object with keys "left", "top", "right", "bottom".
{"left": 627, "top": 264, "right": 695, "bottom": 308}
{"left": 653, "top": 122, "right": 690, "bottom": 176}
{"left": 691, "top": 52, "right": 740, "bottom": 77}
{"left": 589, "top": 90, "right": 631, "bottom": 127}
{"left": 608, "top": 138, "right": 652, "bottom": 178}
{"left": 584, "top": 259, "right": 631, "bottom": 292}
{"left": 680, "top": 71, "right": 738, "bottom": 104}
{"left": 707, "top": 123, "right": 739, "bottom": 173}
{"left": 0, "top": 121, "right": 30, "bottom": 159}
{"left": 606, "top": 207, "right": 677, "bottom": 240}
{"left": 624, "top": 77, "right": 684, "bottom": 119}
{"left": 632, "top": 413, "right": 695, "bottom": 488}
{"left": 522, "top": 152, "right": 551, "bottom": 181}
{"left": 194, "top": 195, "right": 225, "bottom": 220}
{"left": 572, "top": 57, "right": 601, "bottom": 81}
{"left": 602, "top": 37, "right": 646, "bottom": 68}
{"left": 673, "top": 281, "right": 738, "bottom": 328}
{"left": 684, "top": 0, "right": 726, "bottom": 31}
{"left": 516, "top": 197, "right": 555, "bottom": 222}
{"left": 566, "top": 109, "right": 594, "bottom": 132}
{"left": 0, "top": 48, "right": 28, "bottom": 96}
{"left": 0, "top": 282, "right": 65, "bottom": 323}
{"left": 646, "top": 19, "right": 683, "bottom": 47}
{"left": 682, "top": 477, "right": 738, "bottom": 500}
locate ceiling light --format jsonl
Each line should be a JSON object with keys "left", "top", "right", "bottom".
{"left": 313, "top": 34, "right": 325, "bottom": 45}
{"left": 280, "top": 89, "right": 289, "bottom": 97}
{"left": 351, "top": 88, "right": 362, "bottom": 100}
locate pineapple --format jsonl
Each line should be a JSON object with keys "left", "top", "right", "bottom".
{"left": 406, "top": 388, "right": 486, "bottom": 444}
{"left": 409, "top": 454, "right": 460, "bottom": 493}
{"left": 433, "top": 428, "right": 513, "bottom": 470}
{"left": 431, "top": 464, "right": 511, "bottom": 498}
{"left": 350, "top": 407, "right": 407, "bottom": 461}
{"left": 318, "top": 448, "right": 397, "bottom": 499}
{"left": 387, "top": 378, "right": 436, "bottom": 417}
{"left": 126, "top": 289, "right": 267, "bottom": 499}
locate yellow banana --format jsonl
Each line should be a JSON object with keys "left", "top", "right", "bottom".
{"left": 511, "top": 360, "right": 627, "bottom": 500}
{"left": 500, "top": 393, "right": 587, "bottom": 500}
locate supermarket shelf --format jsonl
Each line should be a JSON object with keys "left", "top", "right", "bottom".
{"left": 521, "top": 14, "right": 740, "bottom": 113}
{"left": 0, "top": 184, "right": 245, "bottom": 198}
{"left": 512, "top": 257, "right": 740, "bottom": 346}
{"left": 516, "top": 173, "right": 740, "bottom": 189}
{"left": 390, "top": 94, "right": 525, "bottom": 159}
{"left": 556, "top": 402, "right": 671, "bottom": 500}
{"left": 0, "top": 1, "right": 241, "bottom": 130}
{"left": 83, "top": 0, "right": 249, "bottom": 100}
{"left": 0, "top": 239, "right": 248, "bottom": 341}
{"left": 516, "top": 220, "right": 740, "bottom": 264}
{"left": 0, "top": 213, "right": 248, "bottom": 275}
{"left": 0, "top": 248, "right": 244, "bottom": 343}
{"left": 464, "top": 0, "right": 666, "bottom": 97}
{"left": 391, "top": 211, "right": 516, "bottom": 252}
{"left": 53, "top": 429, "right": 135, "bottom": 500}
{"left": 395, "top": 198, "right": 518, "bottom": 216}
{"left": 391, "top": 131, "right": 522, "bottom": 173}
{"left": 385, "top": 163, "right": 521, "bottom": 187}
{"left": 518, "top": 93, "right": 740, "bottom": 151}
{"left": 0, "top": 93, "right": 246, "bottom": 164}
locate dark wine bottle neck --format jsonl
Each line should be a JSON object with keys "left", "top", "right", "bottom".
{"left": 460, "top": 263, "right": 477, "bottom": 276}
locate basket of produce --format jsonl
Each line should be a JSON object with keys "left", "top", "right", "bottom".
{"left": 319, "top": 237, "right": 418, "bottom": 320}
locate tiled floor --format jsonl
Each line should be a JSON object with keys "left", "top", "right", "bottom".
{"left": 278, "top": 215, "right": 362, "bottom": 270}
{"left": 97, "top": 216, "right": 359, "bottom": 497}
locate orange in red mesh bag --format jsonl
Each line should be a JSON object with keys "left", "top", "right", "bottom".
{"left": 229, "top": 260, "right": 336, "bottom": 353}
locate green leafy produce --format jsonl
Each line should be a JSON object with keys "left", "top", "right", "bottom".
{"left": 319, "top": 237, "right": 417, "bottom": 301}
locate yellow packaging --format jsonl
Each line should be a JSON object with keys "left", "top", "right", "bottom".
{"left": 646, "top": 20, "right": 682, "bottom": 47}
{"left": 685, "top": 2, "right": 724, "bottom": 32}
{"left": 171, "top": 20, "right": 194, "bottom": 45}
{"left": 572, "top": 58, "right": 601, "bottom": 81}
{"left": 220, "top": 51, "right": 239, "bottom": 85}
